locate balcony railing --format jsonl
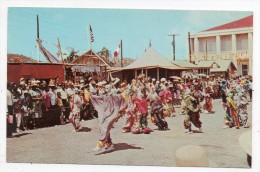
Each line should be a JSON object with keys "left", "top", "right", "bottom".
{"left": 191, "top": 50, "right": 249, "bottom": 62}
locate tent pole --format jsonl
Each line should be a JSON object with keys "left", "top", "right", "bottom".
{"left": 135, "top": 69, "right": 137, "bottom": 79}
{"left": 145, "top": 69, "right": 148, "bottom": 78}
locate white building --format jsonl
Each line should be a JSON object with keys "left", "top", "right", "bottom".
{"left": 189, "top": 15, "right": 253, "bottom": 76}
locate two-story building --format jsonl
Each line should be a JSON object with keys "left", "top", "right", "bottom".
{"left": 189, "top": 15, "right": 253, "bottom": 76}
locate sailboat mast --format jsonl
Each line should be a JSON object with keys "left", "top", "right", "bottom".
{"left": 37, "top": 15, "right": 40, "bottom": 62}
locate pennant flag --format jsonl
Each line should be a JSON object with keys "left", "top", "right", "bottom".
{"left": 114, "top": 42, "right": 121, "bottom": 57}
{"left": 89, "top": 25, "right": 94, "bottom": 43}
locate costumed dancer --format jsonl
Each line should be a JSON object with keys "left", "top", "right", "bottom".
{"left": 133, "top": 92, "right": 151, "bottom": 134}
{"left": 226, "top": 92, "right": 240, "bottom": 129}
{"left": 90, "top": 83, "right": 127, "bottom": 153}
{"left": 159, "top": 85, "right": 174, "bottom": 117}
{"left": 147, "top": 86, "right": 168, "bottom": 130}
{"left": 69, "top": 88, "right": 83, "bottom": 132}
{"left": 121, "top": 83, "right": 135, "bottom": 133}
{"left": 235, "top": 87, "right": 249, "bottom": 128}
{"left": 203, "top": 94, "right": 213, "bottom": 114}
{"left": 183, "top": 91, "right": 202, "bottom": 134}
{"left": 221, "top": 89, "right": 232, "bottom": 128}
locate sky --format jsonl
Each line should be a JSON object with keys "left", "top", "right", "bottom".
{"left": 7, "top": 8, "right": 252, "bottom": 62}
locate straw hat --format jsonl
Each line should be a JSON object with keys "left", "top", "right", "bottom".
{"left": 19, "top": 78, "right": 25, "bottom": 85}
{"left": 31, "top": 80, "right": 39, "bottom": 87}
{"left": 239, "top": 130, "right": 252, "bottom": 156}
{"left": 113, "top": 78, "right": 120, "bottom": 85}
{"left": 176, "top": 145, "right": 209, "bottom": 167}
{"left": 48, "top": 79, "right": 56, "bottom": 87}
{"left": 88, "top": 77, "right": 93, "bottom": 82}
{"left": 120, "top": 82, "right": 127, "bottom": 88}
{"left": 160, "top": 78, "right": 166, "bottom": 82}
{"left": 96, "top": 82, "right": 103, "bottom": 87}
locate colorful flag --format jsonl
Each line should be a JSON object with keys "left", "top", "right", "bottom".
{"left": 114, "top": 42, "right": 121, "bottom": 57}
{"left": 89, "top": 25, "right": 94, "bottom": 43}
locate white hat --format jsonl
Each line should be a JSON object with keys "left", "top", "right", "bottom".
{"left": 101, "top": 80, "right": 107, "bottom": 85}
{"left": 152, "top": 78, "right": 156, "bottom": 81}
{"left": 80, "top": 79, "right": 84, "bottom": 83}
{"left": 96, "top": 82, "right": 104, "bottom": 87}
{"left": 176, "top": 145, "right": 209, "bottom": 167}
{"left": 113, "top": 78, "right": 120, "bottom": 85}
{"left": 160, "top": 78, "right": 166, "bottom": 82}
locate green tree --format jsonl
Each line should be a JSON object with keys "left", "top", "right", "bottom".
{"left": 64, "top": 48, "right": 78, "bottom": 63}
{"left": 97, "top": 47, "right": 111, "bottom": 61}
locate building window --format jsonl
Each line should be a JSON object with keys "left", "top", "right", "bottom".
{"left": 242, "top": 65, "right": 248, "bottom": 76}
{"left": 237, "top": 34, "right": 248, "bottom": 51}
{"left": 199, "top": 37, "right": 216, "bottom": 53}
{"left": 221, "top": 35, "right": 232, "bottom": 51}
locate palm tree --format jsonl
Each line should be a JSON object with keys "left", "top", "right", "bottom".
{"left": 97, "top": 47, "right": 111, "bottom": 61}
{"left": 64, "top": 48, "right": 78, "bottom": 63}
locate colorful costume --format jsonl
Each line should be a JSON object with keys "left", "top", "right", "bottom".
{"left": 159, "top": 89, "right": 174, "bottom": 117}
{"left": 69, "top": 93, "right": 82, "bottom": 131}
{"left": 90, "top": 92, "right": 127, "bottom": 152}
{"left": 226, "top": 96, "right": 240, "bottom": 129}
{"left": 148, "top": 92, "right": 168, "bottom": 130}
{"left": 183, "top": 94, "right": 202, "bottom": 133}
{"left": 133, "top": 97, "right": 151, "bottom": 134}
{"left": 203, "top": 94, "right": 213, "bottom": 113}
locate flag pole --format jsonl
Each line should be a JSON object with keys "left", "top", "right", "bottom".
{"left": 89, "top": 23, "right": 92, "bottom": 50}
{"left": 120, "top": 39, "right": 123, "bottom": 67}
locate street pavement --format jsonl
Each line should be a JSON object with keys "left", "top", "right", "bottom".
{"left": 6, "top": 99, "right": 252, "bottom": 168}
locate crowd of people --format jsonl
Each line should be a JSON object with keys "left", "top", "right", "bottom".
{"left": 6, "top": 73, "right": 252, "bottom": 153}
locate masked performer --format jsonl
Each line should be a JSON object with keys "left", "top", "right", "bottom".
{"left": 90, "top": 83, "right": 127, "bottom": 153}
{"left": 69, "top": 88, "right": 83, "bottom": 132}
{"left": 147, "top": 86, "right": 168, "bottom": 130}
{"left": 183, "top": 91, "right": 202, "bottom": 134}
{"left": 226, "top": 92, "right": 240, "bottom": 129}
{"left": 133, "top": 92, "right": 151, "bottom": 134}
{"left": 203, "top": 94, "right": 213, "bottom": 114}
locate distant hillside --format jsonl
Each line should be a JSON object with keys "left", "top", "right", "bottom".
{"left": 7, "top": 54, "right": 38, "bottom": 63}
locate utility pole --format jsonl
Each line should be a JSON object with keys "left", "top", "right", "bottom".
{"left": 168, "top": 34, "right": 179, "bottom": 61}
{"left": 188, "top": 32, "right": 192, "bottom": 63}
{"left": 120, "top": 39, "right": 123, "bottom": 67}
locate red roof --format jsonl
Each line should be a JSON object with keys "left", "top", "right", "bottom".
{"left": 203, "top": 15, "right": 253, "bottom": 32}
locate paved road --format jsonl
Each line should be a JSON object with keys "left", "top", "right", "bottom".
{"left": 6, "top": 99, "right": 252, "bottom": 168}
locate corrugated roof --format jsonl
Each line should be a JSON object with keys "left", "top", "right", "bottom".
{"left": 196, "top": 61, "right": 218, "bottom": 68}
{"left": 211, "top": 60, "right": 236, "bottom": 72}
{"left": 172, "top": 60, "right": 197, "bottom": 68}
{"left": 202, "top": 15, "right": 253, "bottom": 32}
{"left": 124, "top": 47, "right": 184, "bottom": 70}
